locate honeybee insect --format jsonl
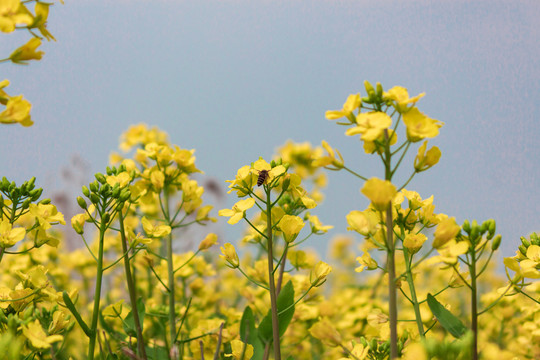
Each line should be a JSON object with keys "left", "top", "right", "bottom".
{"left": 257, "top": 169, "right": 270, "bottom": 186}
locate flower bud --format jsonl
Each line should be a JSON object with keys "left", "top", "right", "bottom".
{"left": 82, "top": 185, "right": 90, "bottom": 197}
{"left": 89, "top": 181, "right": 99, "bottom": 193}
{"left": 364, "top": 80, "right": 376, "bottom": 99}
{"left": 112, "top": 184, "right": 121, "bottom": 198}
{"left": 29, "top": 188, "right": 43, "bottom": 201}
{"left": 491, "top": 234, "right": 502, "bottom": 251}
{"left": 39, "top": 198, "right": 51, "bottom": 204}
{"left": 95, "top": 173, "right": 106, "bottom": 184}
{"left": 282, "top": 176, "right": 290, "bottom": 192}
{"left": 1, "top": 177, "right": 9, "bottom": 190}
{"left": 376, "top": 82, "right": 383, "bottom": 98}
{"left": 102, "top": 212, "right": 111, "bottom": 224}
{"left": 119, "top": 189, "right": 131, "bottom": 202}
{"left": 90, "top": 193, "right": 100, "bottom": 205}
{"left": 519, "top": 245, "right": 527, "bottom": 256}
{"left": 462, "top": 219, "right": 471, "bottom": 234}
{"left": 520, "top": 236, "right": 530, "bottom": 247}
{"left": 77, "top": 196, "right": 87, "bottom": 210}
{"left": 21, "top": 198, "right": 31, "bottom": 210}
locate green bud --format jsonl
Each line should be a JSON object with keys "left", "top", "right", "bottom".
{"left": 0, "top": 196, "right": 3, "bottom": 208}
{"left": 491, "top": 234, "right": 502, "bottom": 251}
{"left": 488, "top": 219, "right": 496, "bottom": 234}
{"left": 95, "top": 173, "right": 106, "bottom": 184}
{"left": 118, "top": 164, "right": 126, "bottom": 173}
{"left": 23, "top": 305, "right": 34, "bottom": 320}
{"left": 7, "top": 314, "right": 18, "bottom": 330}
{"left": 10, "top": 188, "right": 20, "bottom": 201}
{"left": 0, "top": 177, "right": 9, "bottom": 190}
{"left": 520, "top": 236, "right": 530, "bottom": 247}
{"left": 359, "top": 337, "right": 368, "bottom": 347}
{"left": 376, "top": 82, "right": 383, "bottom": 98}
{"left": 90, "top": 193, "right": 100, "bottom": 205}
{"left": 102, "top": 212, "right": 111, "bottom": 224}
{"left": 21, "top": 198, "right": 31, "bottom": 210}
{"left": 29, "top": 188, "right": 43, "bottom": 201}
{"left": 361, "top": 96, "right": 373, "bottom": 104}
{"left": 9, "top": 181, "right": 16, "bottom": 192}
{"left": 27, "top": 177, "right": 36, "bottom": 190}
{"left": 531, "top": 232, "right": 540, "bottom": 245}
{"left": 470, "top": 226, "right": 479, "bottom": 243}
{"left": 112, "top": 184, "right": 121, "bottom": 198}
{"left": 77, "top": 196, "right": 87, "bottom": 210}
{"left": 369, "top": 338, "right": 378, "bottom": 351}
{"left": 39, "top": 198, "right": 51, "bottom": 205}
{"left": 364, "top": 80, "right": 376, "bottom": 99}
{"left": 99, "top": 184, "right": 111, "bottom": 197}
{"left": 519, "top": 245, "right": 527, "bottom": 256}
{"left": 106, "top": 166, "right": 113, "bottom": 175}
{"left": 89, "top": 181, "right": 99, "bottom": 193}
{"left": 82, "top": 185, "right": 90, "bottom": 197}
{"left": 282, "top": 176, "right": 290, "bottom": 192}
{"left": 462, "top": 219, "right": 471, "bottom": 233}
{"left": 480, "top": 221, "right": 489, "bottom": 234}
{"left": 119, "top": 189, "right": 131, "bottom": 202}
{"left": 115, "top": 201, "right": 125, "bottom": 212}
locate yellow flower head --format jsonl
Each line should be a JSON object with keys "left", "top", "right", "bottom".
{"left": 346, "top": 111, "right": 392, "bottom": 142}
{"left": 10, "top": 37, "right": 44, "bottom": 64}
{"left": 141, "top": 217, "right": 171, "bottom": 238}
{"left": 433, "top": 217, "right": 461, "bottom": 248}
{"left": 346, "top": 209, "right": 379, "bottom": 236}
{"left": 219, "top": 243, "right": 239, "bottom": 268}
{"left": 218, "top": 197, "right": 255, "bottom": 225}
{"left": 355, "top": 251, "right": 378, "bottom": 272}
{"left": 414, "top": 141, "right": 441, "bottom": 172}
{"left": 198, "top": 233, "right": 218, "bottom": 251}
{"left": 403, "top": 108, "right": 444, "bottom": 142}
{"left": 0, "top": 219, "right": 25, "bottom": 248}
{"left": 29, "top": 203, "right": 65, "bottom": 230}
{"left": 325, "top": 93, "right": 361, "bottom": 122}
{"left": 279, "top": 215, "right": 305, "bottom": 243}
{"left": 361, "top": 178, "right": 397, "bottom": 211}
{"left": 403, "top": 233, "right": 427, "bottom": 254}
{"left": 22, "top": 320, "right": 63, "bottom": 350}
{"left": 224, "top": 339, "right": 254, "bottom": 359}
{"left": 309, "top": 317, "right": 342, "bottom": 347}
{"left": 310, "top": 260, "right": 332, "bottom": 286}
{"left": 383, "top": 86, "right": 425, "bottom": 114}
{"left": 0, "top": 95, "right": 33, "bottom": 127}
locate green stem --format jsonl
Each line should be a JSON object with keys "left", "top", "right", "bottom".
{"left": 265, "top": 187, "right": 281, "bottom": 360}
{"left": 469, "top": 250, "right": 478, "bottom": 360}
{"left": 166, "top": 232, "right": 177, "bottom": 359}
{"left": 383, "top": 128, "right": 398, "bottom": 359}
{"left": 403, "top": 249, "right": 425, "bottom": 337}
{"left": 87, "top": 218, "right": 107, "bottom": 360}
{"left": 119, "top": 213, "right": 147, "bottom": 359}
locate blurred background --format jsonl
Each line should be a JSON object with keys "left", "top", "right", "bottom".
{"left": 1, "top": 0, "right": 539, "bottom": 260}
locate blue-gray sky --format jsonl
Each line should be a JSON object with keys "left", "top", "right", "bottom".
{"left": 1, "top": 0, "right": 539, "bottom": 259}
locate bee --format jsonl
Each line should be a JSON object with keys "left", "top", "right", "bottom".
{"left": 257, "top": 169, "right": 269, "bottom": 186}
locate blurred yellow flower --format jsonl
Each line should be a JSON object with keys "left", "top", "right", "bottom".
{"left": 22, "top": 320, "right": 63, "bottom": 350}
{"left": 432, "top": 217, "right": 460, "bottom": 248}
{"left": 9, "top": 37, "right": 44, "bottom": 64}
{"left": 279, "top": 215, "right": 305, "bottom": 243}
{"left": 309, "top": 317, "right": 342, "bottom": 347}
{"left": 220, "top": 243, "right": 239, "bottom": 268}
{"left": 403, "top": 233, "right": 427, "bottom": 254}
{"left": 198, "top": 233, "right": 218, "bottom": 251}
{"left": 0, "top": 219, "right": 25, "bottom": 248}
{"left": 224, "top": 339, "right": 254, "bottom": 359}
{"left": 414, "top": 141, "right": 441, "bottom": 172}
{"left": 310, "top": 261, "right": 332, "bottom": 286}
{"left": 141, "top": 217, "right": 171, "bottom": 238}
{"left": 218, "top": 197, "right": 255, "bottom": 225}
{"left": 325, "top": 93, "right": 361, "bottom": 121}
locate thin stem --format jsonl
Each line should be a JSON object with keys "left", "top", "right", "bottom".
{"left": 469, "top": 247, "right": 479, "bottom": 360}
{"left": 265, "top": 187, "right": 281, "bottom": 360}
{"left": 119, "top": 212, "right": 147, "bottom": 359}
{"left": 342, "top": 165, "right": 368, "bottom": 181}
{"left": 402, "top": 248, "right": 425, "bottom": 337}
{"left": 87, "top": 216, "right": 107, "bottom": 360}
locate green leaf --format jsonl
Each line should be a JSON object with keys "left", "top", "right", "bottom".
{"left": 427, "top": 293, "right": 467, "bottom": 338}
{"left": 62, "top": 291, "right": 92, "bottom": 337}
{"left": 240, "top": 306, "right": 264, "bottom": 360}
{"left": 258, "top": 281, "right": 295, "bottom": 344}
{"left": 123, "top": 297, "right": 146, "bottom": 337}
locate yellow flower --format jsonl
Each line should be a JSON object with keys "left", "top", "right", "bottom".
{"left": 414, "top": 141, "right": 441, "bottom": 172}
{"left": 310, "top": 261, "right": 332, "bottom": 286}
{"left": 141, "top": 217, "right": 171, "bottom": 238}
{"left": 0, "top": 95, "right": 33, "bottom": 126}
{"left": 279, "top": 215, "right": 305, "bottom": 243}
{"left": 403, "top": 233, "right": 427, "bottom": 254}
{"left": 48, "top": 310, "right": 70, "bottom": 335}
{"left": 29, "top": 203, "right": 65, "bottom": 230}
{"left": 312, "top": 140, "right": 344, "bottom": 169}
{"left": 435, "top": 239, "right": 469, "bottom": 265}
{"left": 9, "top": 37, "right": 44, "bottom": 64}
{"left": 225, "top": 165, "right": 254, "bottom": 196}
{"left": 433, "top": 217, "right": 460, "bottom": 248}
{"left": 361, "top": 178, "right": 397, "bottom": 211}
{"left": 345, "top": 111, "right": 392, "bottom": 142}
{"left": 0, "top": 219, "right": 25, "bottom": 248}
{"left": 355, "top": 252, "right": 378, "bottom": 272}
{"left": 22, "top": 320, "right": 63, "bottom": 350}
{"left": 306, "top": 213, "right": 333, "bottom": 233}
{"left": 325, "top": 93, "right": 361, "bottom": 121}
{"left": 106, "top": 171, "right": 132, "bottom": 187}
{"left": 0, "top": 0, "right": 33, "bottom": 33}
{"left": 309, "top": 317, "right": 342, "bottom": 347}
{"left": 346, "top": 210, "right": 379, "bottom": 236}
{"left": 218, "top": 198, "right": 255, "bottom": 225}
{"left": 198, "top": 233, "right": 217, "bottom": 251}
{"left": 219, "top": 243, "right": 239, "bottom": 268}
{"left": 224, "top": 339, "right": 254, "bottom": 359}
{"left": 403, "top": 108, "right": 443, "bottom": 142}
{"left": 383, "top": 86, "right": 425, "bottom": 114}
